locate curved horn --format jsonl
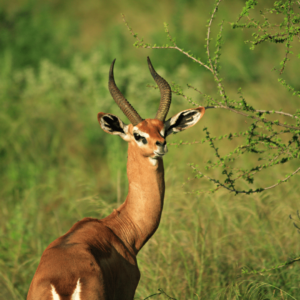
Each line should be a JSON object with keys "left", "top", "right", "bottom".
{"left": 108, "top": 59, "right": 143, "bottom": 126}
{"left": 147, "top": 57, "right": 172, "bottom": 122}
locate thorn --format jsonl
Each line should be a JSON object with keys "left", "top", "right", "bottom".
{"left": 293, "top": 222, "right": 300, "bottom": 230}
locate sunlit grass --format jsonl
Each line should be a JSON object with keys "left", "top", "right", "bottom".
{"left": 1, "top": 50, "right": 300, "bottom": 299}
{"left": 1, "top": 1, "right": 300, "bottom": 299}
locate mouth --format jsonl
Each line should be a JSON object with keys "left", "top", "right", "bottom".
{"left": 153, "top": 151, "right": 165, "bottom": 158}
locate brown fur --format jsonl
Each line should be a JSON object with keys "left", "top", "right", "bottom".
{"left": 27, "top": 111, "right": 204, "bottom": 300}
{"left": 27, "top": 119, "right": 166, "bottom": 300}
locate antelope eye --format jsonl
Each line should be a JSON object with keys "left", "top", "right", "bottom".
{"left": 134, "top": 133, "right": 147, "bottom": 145}
{"left": 134, "top": 133, "right": 141, "bottom": 141}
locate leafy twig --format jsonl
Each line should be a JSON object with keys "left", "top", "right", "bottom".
{"left": 143, "top": 289, "right": 177, "bottom": 300}
{"left": 190, "top": 164, "right": 300, "bottom": 194}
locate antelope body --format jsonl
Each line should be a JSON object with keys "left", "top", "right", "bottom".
{"left": 27, "top": 57, "right": 205, "bottom": 300}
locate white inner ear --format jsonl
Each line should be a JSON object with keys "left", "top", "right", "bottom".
{"left": 170, "top": 110, "right": 200, "bottom": 128}
{"left": 166, "top": 109, "right": 202, "bottom": 137}
{"left": 183, "top": 110, "right": 201, "bottom": 127}
{"left": 100, "top": 117, "right": 123, "bottom": 135}
{"left": 170, "top": 112, "right": 181, "bottom": 126}
{"left": 100, "top": 114, "right": 130, "bottom": 141}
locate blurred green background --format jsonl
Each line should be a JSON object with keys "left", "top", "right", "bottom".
{"left": 0, "top": 0, "right": 300, "bottom": 299}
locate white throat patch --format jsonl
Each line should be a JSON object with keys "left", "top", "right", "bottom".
{"left": 149, "top": 157, "right": 158, "bottom": 166}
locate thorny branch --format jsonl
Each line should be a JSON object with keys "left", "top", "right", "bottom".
{"left": 280, "top": 1, "right": 292, "bottom": 74}
{"left": 206, "top": 0, "right": 227, "bottom": 102}
{"left": 205, "top": 106, "right": 300, "bottom": 130}
{"left": 190, "top": 164, "right": 300, "bottom": 195}
{"left": 122, "top": 0, "right": 300, "bottom": 195}
{"left": 121, "top": 14, "right": 212, "bottom": 73}
{"left": 207, "top": 0, "right": 222, "bottom": 71}
{"left": 150, "top": 84, "right": 300, "bottom": 130}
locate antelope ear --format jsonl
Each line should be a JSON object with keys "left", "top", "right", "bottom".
{"left": 164, "top": 107, "right": 205, "bottom": 137}
{"left": 97, "top": 112, "right": 130, "bottom": 141}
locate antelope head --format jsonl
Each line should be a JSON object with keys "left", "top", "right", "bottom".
{"left": 98, "top": 57, "right": 205, "bottom": 165}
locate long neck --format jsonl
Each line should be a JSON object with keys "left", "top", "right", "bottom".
{"left": 104, "top": 143, "right": 165, "bottom": 254}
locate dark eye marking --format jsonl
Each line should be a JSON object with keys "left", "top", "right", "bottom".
{"left": 134, "top": 133, "right": 141, "bottom": 141}
{"left": 134, "top": 133, "right": 147, "bottom": 144}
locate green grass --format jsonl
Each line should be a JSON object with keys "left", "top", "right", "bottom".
{"left": 1, "top": 1, "right": 300, "bottom": 299}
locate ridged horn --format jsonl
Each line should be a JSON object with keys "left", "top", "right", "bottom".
{"left": 108, "top": 59, "right": 143, "bottom": 126}
{"left": 147, "top": 57, "right": 172, "bottom": 122}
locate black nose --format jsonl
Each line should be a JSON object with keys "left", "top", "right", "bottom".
{"left": 156, "top": 141, "right": 166, "bottom": 147}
